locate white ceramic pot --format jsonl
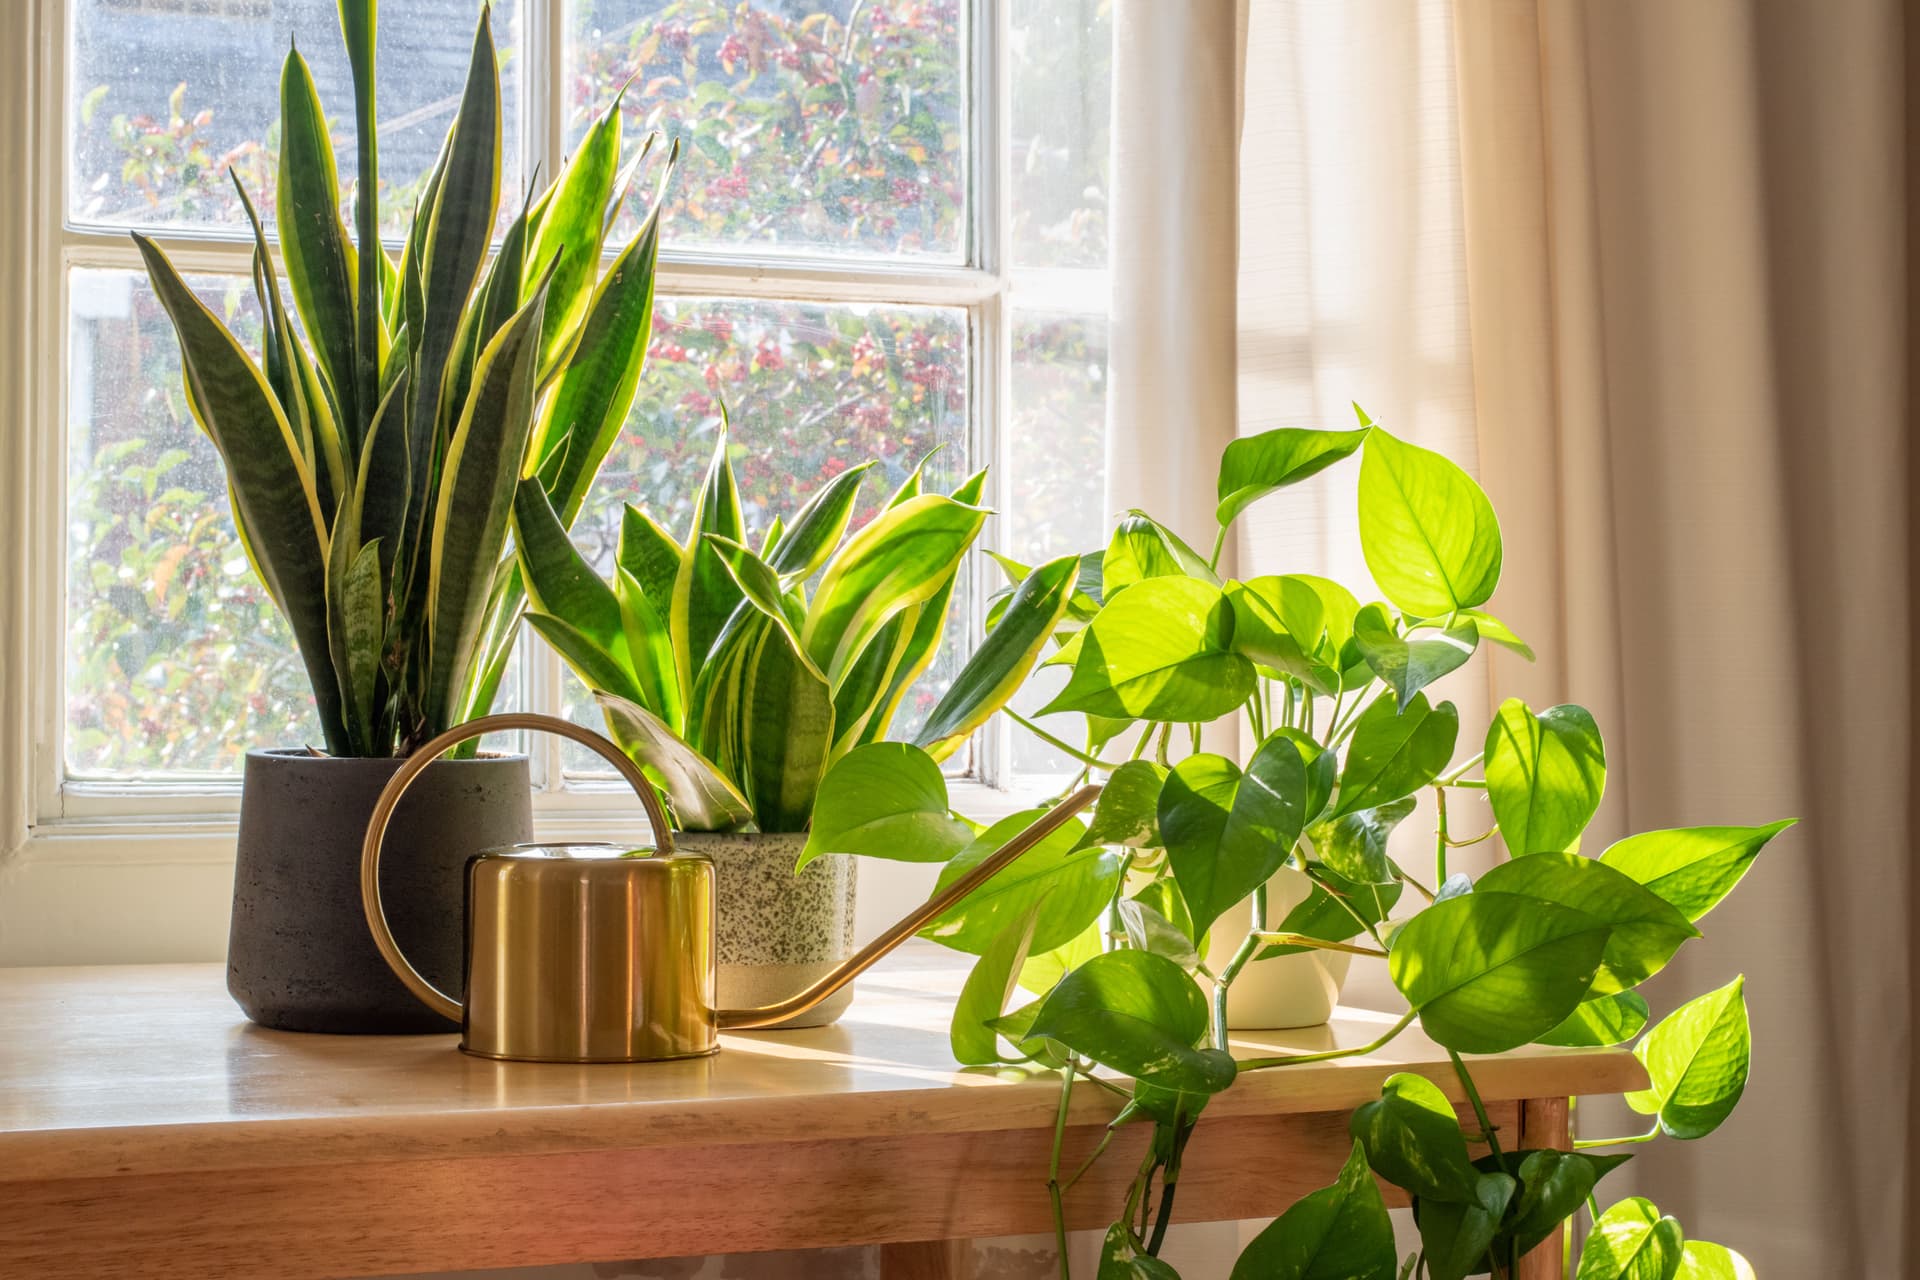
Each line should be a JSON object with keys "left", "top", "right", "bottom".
{"left": 673, "top": 831, "right": 856, "bottom": 1029}
{"left": 1204, "top": 867, "right": 1352, "bottom": 1030}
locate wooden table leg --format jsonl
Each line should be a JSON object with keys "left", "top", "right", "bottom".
{"left": 1516, "top": 1096, "right": 1572, "bottom": 1280}
{"left": 880, "top": 1239, "right": 973, "bottom": 1280}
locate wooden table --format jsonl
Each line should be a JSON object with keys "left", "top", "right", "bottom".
{"left": 0, "top": 949, "right": 1641, "bottom": 1279}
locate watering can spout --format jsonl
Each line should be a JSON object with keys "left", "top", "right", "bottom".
{"left": 360, "top": 713, "right": 1104, "bottom": 1062}
{"left": 717, "top": 783, "right": 1102, "bottom": 1030}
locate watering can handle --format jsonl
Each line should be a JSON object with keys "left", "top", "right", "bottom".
{"left": 359, "top": 713, "right": 676, "bottom": 1024}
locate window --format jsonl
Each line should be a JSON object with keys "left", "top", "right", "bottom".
{"left": 45, "top": 0, "right": 1112, "bottom": 820}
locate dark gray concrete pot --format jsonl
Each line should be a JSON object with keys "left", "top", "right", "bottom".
{"left": 229, "top": 749, "right": 532, "bottom": 1034}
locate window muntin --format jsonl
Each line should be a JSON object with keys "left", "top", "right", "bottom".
{"left": 53, "top": 0, "right": 1111, "bottom": 805}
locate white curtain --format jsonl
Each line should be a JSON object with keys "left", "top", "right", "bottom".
{"left": 1232, "top": 0, "right": 1487, "bottom": 1013}
{"left": 1453, "top": 2, "right": 1911, "bottom": 1273}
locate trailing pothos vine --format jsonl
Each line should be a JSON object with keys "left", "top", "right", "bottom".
{"left": 810, "top": 412, "right": 1789, "bottom": 1279}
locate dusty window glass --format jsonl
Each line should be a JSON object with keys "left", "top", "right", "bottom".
{"left": 568, "top": 0, "right": 966, "bottom": 259}
{"left": 1004, "top": 311, "right": 1109, "bottom": 776}
{"left": 69, "top": 0, "right": 525, "bottom": 237}
{"left": 1010, "top": 0, "right": 1111, "bottom": 270}
{"left": 65, "top": 267, "right": 321, "bottom": 774}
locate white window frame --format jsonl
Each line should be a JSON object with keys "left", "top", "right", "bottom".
{"left": 0, "top": 0, "right": 1104, "bottom": 949}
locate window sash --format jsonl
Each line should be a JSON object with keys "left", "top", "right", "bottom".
{"left": 23, "top": 0, "right": 1111, "bottom": 825}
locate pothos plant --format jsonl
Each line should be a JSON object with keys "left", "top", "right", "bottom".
{"left": 510, "top": 439, "right": 1069, "bottom": 833}
{"left": 135, "top": 0, "right": 674, "bottom": 756}
{"left": 812, "top": 412, "right": 1791, "bottom": 1279}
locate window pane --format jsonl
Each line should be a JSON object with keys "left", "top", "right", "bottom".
{"left": 1004, "top": 311, "right": 1108, "bottom": 776}
{"left": 1010, "top": 0, "right": 1110, "bottom": 269}
{"left": 70, "top": 0, "right": 524, "bottom": 237}
{"left": 558, "top": 295, "right": 971, "bottom": 777}
{"left": 66, "top": 268, "right": 320, "bottom": 774}
{"left": 567, "top": 1, "right": 965, "bottom": 260}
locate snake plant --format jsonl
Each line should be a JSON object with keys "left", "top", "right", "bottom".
{"left": 133, "top": 0, "right": 673, "bottom": 756}
{"left": 514, "top": 440, "right": 1079, "bottom": 833}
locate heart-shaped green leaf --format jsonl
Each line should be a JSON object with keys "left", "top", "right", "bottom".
{"left": 1357, "top": 427, "right": 1502, "bottom": 616}
{"left": 1099, "top": 1223, "right": 1184, "bottom": 1280}
{"left": 1104, "top": 510, "right": 1218, "bottom": 591}
{"left": 1073, "top": 760, "right": 1168, "bottom": 851}
{"left": 951, "top": 897, "right": 1049, "bottom": 1065}
{"left": 1484, "top": 699, "right": 1606, "bottom": 854}
{"left": 1494, "top": 1148, "right": 1633, "bottom": 1256}
{"left": 1675, "top": 1241, "right": 1755, "bottom": 1280}
{"left": 1349, "top": 1072, "right": 1482, "bottom": 1203}
{"left": 1117, "top": 895, "right": 1201, "bottom": 971}
{"left": 1476, "top": 852, "right": 1698, "bottom": 995}
{"left": 1353, "top": 604, "right": 1478, "bottom": 706}
{"left": 1335, "top": 692, "right": 1460, "bottom": 817}
{"left": 1389, "top": 891, "right": 1612, "bottom": 1053}
{"left": 1309, "top": 796, "right": 1417, "bottom": 885}
{"left": 1626, "top": 975, "right": 1749, "bottom": 1140}
{"left": 1460, "top": 609, "right": 1533, "bottom": 660}
{"left": 1576, "top": 1198, "right": 1685, "bottom": 1280}
{"left": 1017, "top": 921, "right": 1106, "bottom": 998}
{"left": 1537, "top": 991, "right": 1651, "bottom": 1047}
{"left": 1160, "top": 735, "right": 1309, "bottom": 936}
{"left": 1415, "top": 1171, "right": 1516, "bottom": 1280}
{"left": 923, "top": 811, "right": 1123, "bottom": 956}
{"left": 1040, "top": 577, "right": 1256, "bottom": 723}
{"left": 1229, "top": 1140, "right": 1397, "bottom": 1280}
{"left": 1227, "top": 576, "right": 1329, "bottom": 681}
{"left": 1599, "top": 820, "right": 1796, "bottom": 923}
{"left": 1028, "top": 950, "right": 1237, "bottom": 1095}
{"left": 799, "top": 742, "right": 973, "bottom": 869}
{"left": 1216, "top": 426, "right": 1370, "bottom": 528}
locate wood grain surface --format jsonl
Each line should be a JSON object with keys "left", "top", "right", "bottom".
{"left": 0, "top": 947, "right": 1643, "bottom": 1278}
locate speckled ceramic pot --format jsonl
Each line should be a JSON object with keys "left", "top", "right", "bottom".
{"left": 673, "top": 831, "right": 857, "bottom": 1029}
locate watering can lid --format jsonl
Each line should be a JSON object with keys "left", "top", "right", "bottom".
{"left": 475, "top": 841, "right": 699, "bottom": 863}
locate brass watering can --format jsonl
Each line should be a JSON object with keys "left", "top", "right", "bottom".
{"left": 360, "top": 713, "right": 1099, "bottom": 1063}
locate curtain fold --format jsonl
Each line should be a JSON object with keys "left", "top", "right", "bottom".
{"left": 1452, "top": 2, "right": 1911, "bottom": 1273}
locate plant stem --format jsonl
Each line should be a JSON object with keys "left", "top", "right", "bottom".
{"left": 1572, "top": 1127, "right": 1661, "bottom": 1149}
{"left": 1238, "top": 1007, "right": 1418, "bottom": 1072}
{"left": 1063, "top": 1124, "right": 1117, "bottom": 1192}
{"left": 1446, "top": 778, "right": 1488, "bottom": 790}
{"left": 1155, "top": 723, "right": 1173, "bottom": 767}
{"left": 1438, "top": 752, "right": 1485, "bottom": 785}
{"left": 1212, "top": 932, "right": 1262, "bottom": 1050}
{"left": 1447, "top": 1050, "right": 1504, "bottom": 1163}
{"left": 1008, "top": 710, "right": 1127, "bottom": 769}
{"left": 1249, "top": 931, "right": 1388, "bottom": 958}
{"left": 1208, "top": 523, "right": 1228, "bottom": 573}
{"left": 1253, "top": 883, "right": 1269, "bottom": 931}
{"left": 1435, "top": 786, "right": 1450, "bottom": 885}
{"left": 1047, "top": 1066, "right": 1075, "bottom": 1280}
{"left": 1399, "top": 867, "right": 1438, "bottom": 903}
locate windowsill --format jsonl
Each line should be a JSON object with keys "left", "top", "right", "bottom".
{"left": 0, "top": 776, "right": 1076, "bottom": 966}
